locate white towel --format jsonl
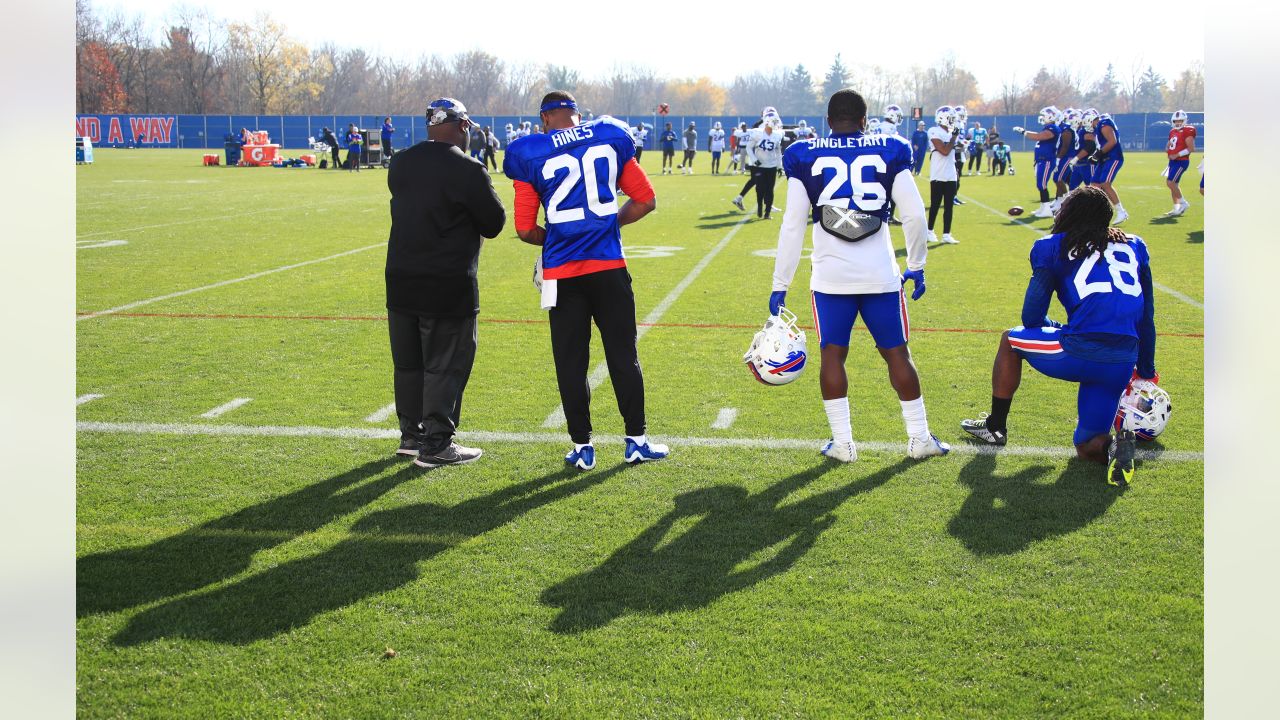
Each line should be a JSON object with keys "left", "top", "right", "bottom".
{"left": 541, "top": 279, "right": 558, "bottom": 309}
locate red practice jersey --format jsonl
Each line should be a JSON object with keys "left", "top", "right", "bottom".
{"left": 1167, "top": 125, "right": 1197, "bottom": 159}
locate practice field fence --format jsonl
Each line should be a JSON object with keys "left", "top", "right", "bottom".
{"left": 75, "top": 112, "right": 1204, "bottom": 155}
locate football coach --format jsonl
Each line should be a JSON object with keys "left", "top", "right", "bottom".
{"left": 385, "top": 97, "right": 506, "bottom": 468}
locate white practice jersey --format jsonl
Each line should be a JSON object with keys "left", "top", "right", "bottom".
{"left": 631, "top": 127, "right": 648, "bottom": 147}
{"left": 927, "top": 126, "right": 958, "bottom": 182}
{"left": 733, "top": 129, "right": 750, "bottom": 153}
{"left": 709, "top": 129, "right": 726, "bottom": 151}
{"left": 747, "top": 129, "right": 784, "bottom": 168}
{"left": 879, "top": 120, "right": 899, "bottom": 138}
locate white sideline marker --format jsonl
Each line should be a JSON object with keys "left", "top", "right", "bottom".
{"left": 959, "top": 195, "right": 1204, "bottom": 310}
{"left": 74, "top": 420, "right": 1205, "bottom": 463}
{"left": 199, "top": 398, "right": 253, "bottom": 419}
{"left": 77, "top": 243, "right": 384, "bottom": 322}
{"left": 76, "top": 394, "right": 105, "bottom": 406}
{"left": 543, "top": 215, "right": 752, "bottom": 428}
{"left": 364, "top": 403, "right": 397, "bottom": 423}
{"left": 711, "top": 408, "right": 738, "bottom": 430}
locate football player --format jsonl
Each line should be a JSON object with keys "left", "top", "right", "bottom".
{"left": 1012, "top": 105, "right": 1062, "bottom": 218}
{"left": 1050, "top": 109, "right": 1077, "bottom": 212}
{"left": 1164, "top": 110, "right": 1196, "bottom": 217}
{"left": 729, "top": 122, "right": 750, "bottom": 174}
{"left": 739, "top": 120, "right": 784, "bottom": 218}
{"left": 659, "top": 122, "right": 677, "bottom": 174}
{"left": 882, "top": 104, "right": 903, "bottom": 139}
{"left": 503, "top": 91, "right": 666, "bottom": 469}
{"left": 768, "top": 89, "right": 949, "bottom": 462}
{"left": 1064, "top": 109, "right": 1093, "bottom": 190}
{"left": 867, "top": 116, "right": 882, "bottom": 135}
{"left": 927, "top": 105, "right": 961, "bottom": 244}
{"left": 951, "top": 106, "right": 968, "bottom": 204}
{"left": 794, "top": 119, "right": 815, "bottom": 141}
{"left": 631, "top": 122, "right": 648, "bottom": 167}
{"left": 967, "top": 121, "right": 988, "bottom": 176}
{"left": 1086, "top": 110, "right": 1128, "bottom": 224}
{"left": 709, "top": 121, "right": 727, "bottom": 174}
{"left": 961, "top": 186, "right": 1158, "bottom": 488}
{"left": 679, "top": 121, "right": 698, "bottom": 174}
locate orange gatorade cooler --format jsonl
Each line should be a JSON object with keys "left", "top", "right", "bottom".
{"left": 203, "top": 154, "right": 220, "bottom": 166}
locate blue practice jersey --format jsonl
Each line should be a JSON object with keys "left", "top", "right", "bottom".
{"left": 660, "top": 130, "right": 677, "bottom": 150}
{"left": 782, "top": 132, "right": 914, "bottom": 223}
{"left": 503, "top": 117, "right": 637, "bottom": 275}
{"left": 1056, "top": 123, "right": 1074, "bottom": 157}
{"left": 1030, "top": 232, "right": 1150, "bottom": 339}
{"left": 1034, "top": 122, "right": 1061, "bottom": 162}
{"left": 1094, "top": 115, "right": 1123, "bottom": 160}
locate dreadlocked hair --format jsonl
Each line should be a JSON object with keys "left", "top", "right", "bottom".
{"left": 1052, "top": 186, "right": 1118, "bottom": 259}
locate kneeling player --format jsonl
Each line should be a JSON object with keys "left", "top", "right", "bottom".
{"left": 769, "top": 89, "right": 949, "bottom": 462}
{"left": 961, "top": 187, "right": 1158, "bottom": 487}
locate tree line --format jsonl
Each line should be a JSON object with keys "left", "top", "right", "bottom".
{"left": 77, "top": 1, "right": 1203, "bottom": 117}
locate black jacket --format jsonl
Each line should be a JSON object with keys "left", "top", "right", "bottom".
{"left": 385, "top": 141, "right": 506, "bottom": 317}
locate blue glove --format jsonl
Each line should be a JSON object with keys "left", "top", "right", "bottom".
{"left": 901, "top": 269, "right": 926, "bottom": 301}
{"left": 768, "top": 291, "right": 787, "bottom": 315}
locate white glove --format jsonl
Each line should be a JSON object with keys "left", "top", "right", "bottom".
{"left": 1012, "top": 126, "right": 1025, "bottom": 134}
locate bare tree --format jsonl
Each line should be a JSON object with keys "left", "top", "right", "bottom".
{"left": 161, "top": 7, "right": 227, "bottom": 114}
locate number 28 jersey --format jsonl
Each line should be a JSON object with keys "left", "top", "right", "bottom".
{"left": 1031, "top": 232, "right": 1150, "bottom": 338}
{"left": 504, "top": 117, "right": 639, "bottom": 279}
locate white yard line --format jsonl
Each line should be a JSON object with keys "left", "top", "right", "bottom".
{"left": 959, "top": 194, "right": 1204, "bottom": 310}
{"left": 543, "top": 215, "right": 753, "bottom": 428}
{"left": 711, "top": 408, "right": 739, "bottom": 430}
{"left": 75, "top": 200, "right": 352, "bottom": 239}
{"left": 77, "top": 243, "right": 384, "bottom": 321}
{"left": 198, "top": 398, "right": 253, "bottom": 419}
{"left": 364, "top": 403, "right": 397, "bottom": 423}
{"left": 76, "top": 394, "right": 105, "bottom": 406}
{"left": 75, "top": 420, "right": 1205, "bottom": 462}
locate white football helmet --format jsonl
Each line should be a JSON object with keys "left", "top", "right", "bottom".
{"left": 798, "top": 119, "right": 808, "bottom": 128}
{"left": 935, "top": 105, "right": 954, "bottom": 129}
{"left": 761, "top": 105, "right": 778, "bottom": 119}
{"left": 505, "top": 123, "right": 513, "bottom": 132}
{"left": 1062, "top": 108, "right": 1083, "bottom": 130}
{"left": 884, "top": 104, "right": 903, "bottom": 125}
{"left": 1171, "top": 109, "right": 1188, "bottom": 128}
{"left": 954, "top": 106, "right": 968, "bottom": 126}
{"left": 744, "top": 307, "right": 808, "bottom": 386}
{"left": 714, "top": 121, "right": 722, "bottom": 130}
{"left": 1114, "top": 379, "right": 1172, "bottom": 441}
{"left": 867, "top": 117, "right": 882, "bottom": 134}
{"left": 1081, "top": 108, "right": 1100, "bottom": 130}
{"left": 1038, "top": 105, "right": 1062, "bottom": 127}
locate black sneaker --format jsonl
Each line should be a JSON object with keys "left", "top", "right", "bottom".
{"left": 888, "top": 217, "right": 903, "bottom": 225}
{"left": 395, "top": 435, "right": 421, "bottom": 457}
{"left": 414, "top": 442, "right": 483, "bottom": 468}
{"left": 1107, "top": 430, "right": 1136, "bottom": 488}
{"left": 960, "top": 414, "right": 1007, "bottom": 445}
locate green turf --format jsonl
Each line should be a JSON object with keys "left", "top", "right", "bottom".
{"left": 77, "top": 148, "right": 1204, "bottom": 717}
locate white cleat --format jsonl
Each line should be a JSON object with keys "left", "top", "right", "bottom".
{"left": 1172, "top": 199, "right": 1190, "bottom": 216}
{"left": 941, "top": 233, "right": 959, "bottom": 244}
{"left": 821, "top": 439, "right": 857, "bottom": 463}
{"left": 907, "top": 433, "right": 951, "bottom": 459}
{"left": 1113, "top": 208, "right": 1129, "bottom": 225}
{"left": 1032, "top": 203, "right": 1054, "bottom": 218}
{"left": 927, "top": 232, "right": 939, "bottom": 244}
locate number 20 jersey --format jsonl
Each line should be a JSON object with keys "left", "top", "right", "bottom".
{"left": 1031, "top": 232, "right": 1150, "bottom": 339}
{"left": 503, "top": 117, "right": 636, "bottom": 277}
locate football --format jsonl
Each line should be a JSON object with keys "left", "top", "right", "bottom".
{"left": 1008, "top": 206, "right": 1024, "bottom": 216}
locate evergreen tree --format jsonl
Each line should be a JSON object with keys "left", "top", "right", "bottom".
{"left": 784, "top": 63, "right": 819, "bottom": 115}
{"left": 822, "top": 54, "right": 849, "bottom": 100}
{"left": 1084, "top": 63, "right": 1118, "bottom": 110}
{"left": 1131, "top": 66, "right": 1167, "bottom": 112}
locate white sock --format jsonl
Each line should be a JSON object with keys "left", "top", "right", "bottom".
{"left": 627, "top": 434, "right": 647, "bottom": 447}
{"left": 823, "top": 397, "right": 853, "bottom": 445}
{"left": 734, "top": 194, "right": 742, "bottom": 202}
{"left": 574, "top": 442, "right": 592, "bottom": 452}
{"left": 900, "top": 397, "right": 930, "bottom": 439}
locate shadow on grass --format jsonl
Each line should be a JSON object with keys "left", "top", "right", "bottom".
{"left": 78, "top": 457, "right": 409, "bottom": 617}
{"left": 113, "top": 464, "right": 625, "bottom": 645}
{"left": 947, "top": 452, "right": 1119, "bottom": 556}
{"left": 1186, "top": 230, "right": 1203, "bottom": 243}
{"left": 540, "top": 458, "right": 913, "bottom": 634}
{"left": 695, "top": 218, "right": 751, "bottom": 229}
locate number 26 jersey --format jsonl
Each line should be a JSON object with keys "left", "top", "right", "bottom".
{"left": 1031, "top": 232, "right": 1151, "bottom": 339}
{"left": 504, "top": 117, "right": 639, "bottom": 279}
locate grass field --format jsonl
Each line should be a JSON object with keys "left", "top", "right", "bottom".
{"left": 76, "top": 146, "right": 1204, "bottom": 717}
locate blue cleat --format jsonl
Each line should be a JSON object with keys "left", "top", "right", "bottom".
{"left": 624, "top": 438, "right": 669, "bottom": 464}
{"left": 565, "top": 445, "right": 596, "bottom": 471}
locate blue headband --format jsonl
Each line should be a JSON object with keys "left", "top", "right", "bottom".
{"left": 540, "top": 99, "right": 578, "bottom": 114}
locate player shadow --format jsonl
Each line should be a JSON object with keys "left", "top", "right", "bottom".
{"left": 696, "top": 217, "right": 753, "bottom": 229}
{"left": 112, "top": 464, "right": 626, "bottom": 645}
{"left": 699, "top": 212, "right": 739, "bottom": 220}
{"left": 540, "top": 458, "right": 913, "bottom": 634}
{"left": 1186, "top": 230, "right": 1203, "bottom": 244}
{"left": 947, "top": 452, "right": 1119, "bottom": 556}
{"left": 1148, "top": 216, "right": 1179, "bottom": 226}
{"left": 78, "top": 457, "right": 409, "bottom": 617}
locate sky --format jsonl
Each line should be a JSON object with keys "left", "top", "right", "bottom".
{"left": 93, "top": 0, "right": 1203, "bottom": 99}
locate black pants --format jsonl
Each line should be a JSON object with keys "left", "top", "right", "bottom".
{"left": 635, "top": 147, "right": 643, "bottom": 164}
{"left": 382, "top": 136, "right": 393, "bottom": 156}
{"left": 968, "top": 145, "right": 984, "bottom": 172}
{"left": 928, "top": 180, "right": 958, "bottom": 234}
{"left": 681, "top": 149, "right": 695, "bottom": 167}
{"left": 549, "top": 268, "right": 646, "bottom": 444}
{"left": 739, "top": 167, "right": 759, "bottom": 196}
{"left": 993, "top": 158, "right": 1007, "bottom": 175}
{"left": 954, "top": 160, "right": 963, "bottom": 191}
{"left": 388, "top": 309, "right": 477, "bottom": 453}
{"left": 330, "top": 145, "right": 341, "bottom": 168}
{"left": 755, "top": 167, "right": 778, "bottom": 218}
{"left": 484, "top": 147, "right": 497, "bottom": 170}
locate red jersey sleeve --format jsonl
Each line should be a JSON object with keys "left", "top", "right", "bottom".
{"left": 617, "top": 158, "right": 655, "bottom": 203}
{"left": 512, "top": 180, "right": 541, "bottom": 233}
